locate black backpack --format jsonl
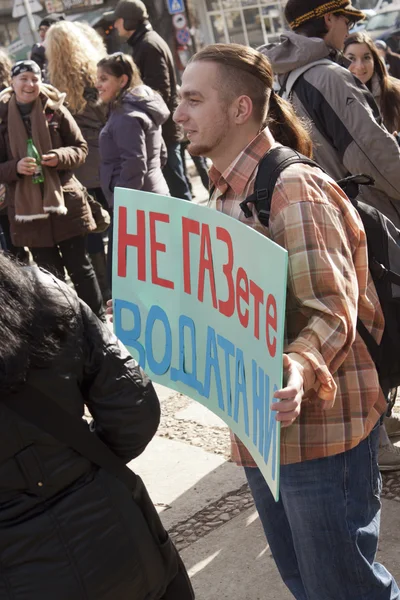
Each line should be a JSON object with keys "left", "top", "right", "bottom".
{"left": 239, "top": 146, "right": 400, "bottom": 392}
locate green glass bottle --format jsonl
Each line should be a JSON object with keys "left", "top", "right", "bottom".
{"left": 27, "top": 138, "right": 44, "bottom": 184}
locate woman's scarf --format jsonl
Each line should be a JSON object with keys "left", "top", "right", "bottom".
{"left": 8, "top": 92, "right": 66, "bottom": 222}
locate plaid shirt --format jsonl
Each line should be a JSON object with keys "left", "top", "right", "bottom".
{"left": 209, "top": 128, "right": 387, "bottom": 465}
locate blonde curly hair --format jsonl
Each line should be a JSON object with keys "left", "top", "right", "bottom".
{"left": 0, "top": 49, "right": 12, "bottom": 90}
{"left": 46, "top": 20, "right": 107, "bottom": 115}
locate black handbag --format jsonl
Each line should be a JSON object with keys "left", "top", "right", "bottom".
{"left": 3, "top": 384, "right": 194, "bottom": 600}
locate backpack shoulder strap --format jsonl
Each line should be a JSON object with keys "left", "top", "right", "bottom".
{"left": 240, "top": 146, "right": 321, "bottom": 227}
{"left": 2, "top": 384, "right": 138, "bottom": 493}
{"left": 281, "top": 59, "right": 334, "bottom": 99}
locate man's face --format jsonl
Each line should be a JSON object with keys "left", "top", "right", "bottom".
{"left": 114, "top": 17, "right": 130, "bottom": 38}
{"left": 324, "top": 13, "right": 354, "bottom": 51}
{"left": 38, "top": 25, "right": 49, "bottom": 42}
{"left": 174, "top": 61, "right": 232, "bottom": 159}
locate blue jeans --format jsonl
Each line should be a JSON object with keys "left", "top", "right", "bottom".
{"left": 163, "top": 143, "right": 192, "bottom": 201}
{"left": 245, "top": 424, "right": 399, "bottom": 600}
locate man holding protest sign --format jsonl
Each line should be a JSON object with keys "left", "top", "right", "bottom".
{"left": 174, "top": 44, "right": 399, "bottom": 599}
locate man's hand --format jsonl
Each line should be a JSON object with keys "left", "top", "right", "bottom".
{"left": 17, "top": 157, "right": 37, "bottom": 176}
{"left": 106, "top": 299, "right": 113, "bottom": 322}
{"left": 271, "top": 354, "right": 304, "bottom": 428}
{"left": 41, "top": 152, "right": 59, "bottom": 167}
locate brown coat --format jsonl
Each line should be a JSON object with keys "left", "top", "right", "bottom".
{"left": 0, "top": 87, "right": 95, "bottom": 248}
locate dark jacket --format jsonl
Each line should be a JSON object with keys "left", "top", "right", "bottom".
{"left": 72, "top": 87, "right": 108, "bottom": 190}
{"left": 30, "top": 42, "right": 46, "bottom": 72}
{"left": 0, "top": 85, "right": 96, "bottom": 248}
{"left": 127, "top": 21, "right": 182, "bottom": 145}
{"left": 0, "top": 267, "right": 160, "bottom": 599}
{"left": 99, "top": 85, "right": 170, "bottom": 206}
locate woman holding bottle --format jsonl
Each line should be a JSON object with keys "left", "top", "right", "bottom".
{"left": 0, "top": 60, "right": 104, "bottom": 318}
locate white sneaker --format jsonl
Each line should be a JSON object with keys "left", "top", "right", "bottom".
{"left": 378, "top": 443, "right": 400, "bottom": 471}
{"left": 385, "top": 414, "right": 400, "bottom": 439}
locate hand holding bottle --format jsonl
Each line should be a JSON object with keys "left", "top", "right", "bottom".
{"left": 17, "top": 157, "right": 37, "bottom": 176}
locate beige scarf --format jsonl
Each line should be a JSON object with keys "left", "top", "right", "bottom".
{"left": 8, "top": 93, "right": 66, "bottom": 221}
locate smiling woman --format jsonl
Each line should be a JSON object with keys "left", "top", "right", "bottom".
{"left": 344, "top": 32, "right": 400, "bottom": 133}
{"left": 0, "top": 59, "right": 105, "bottom": 320}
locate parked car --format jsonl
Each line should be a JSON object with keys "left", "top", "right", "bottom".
{"left": 350, "top": 9, "right": 376, "bottom": 33}
{"left": 364, "top": 5, "right": 400, "bottom": 43}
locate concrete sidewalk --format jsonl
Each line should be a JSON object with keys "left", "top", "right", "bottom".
{"left": 130, "top": 384, "right": 400, "bottom": 600}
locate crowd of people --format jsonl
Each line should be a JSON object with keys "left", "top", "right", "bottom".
{"left": 1, "top": 0, "right": 400, "bottom": 597}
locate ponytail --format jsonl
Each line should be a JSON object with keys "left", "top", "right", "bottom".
{"left": 268, "top": 91, "right": 313, "bottom": 158}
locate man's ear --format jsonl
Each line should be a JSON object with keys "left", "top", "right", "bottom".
{"left": 232, "top": 95, "right": 254, "bottom": 125}
{"left": 324, "top": 12, "right": 334, "bottom": 30}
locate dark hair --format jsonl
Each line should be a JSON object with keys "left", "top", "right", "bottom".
{"left": 290, "top": 17, "right": 328, "bottom": 38}
{"left": 39, "top": 13, "right": 65, "bottom": 28}
{"left": 0, "top": 253, "right": 75, "bottom": 392}
{"left": 189, "top": 44, "right": 313, "bottom": 157}
{"left": 344, "top": 32, "right": 400, "bottom": 133}
{"left": 97, "top": 52, "right": 142, "bottom": 95}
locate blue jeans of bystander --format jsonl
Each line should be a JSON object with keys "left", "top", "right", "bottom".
{"left": 245, "top": 423, "right": 400, "bottom": 600}
{"left": 163, "top": 143, "right": 192, "bottom": 201}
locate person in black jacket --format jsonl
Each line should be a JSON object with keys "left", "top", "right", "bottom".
{"left": 30, "top": 13, "right": 65, "bottom": 78}
{"left": 0, "top": 251, "right": 190, "bottom": 599}
{"left": 105, "top": 0, "right": 192, "bottom": 201}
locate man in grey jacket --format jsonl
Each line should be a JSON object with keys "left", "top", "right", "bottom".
{"left": 261, "top": 0, "right": 400, "bottom": 471}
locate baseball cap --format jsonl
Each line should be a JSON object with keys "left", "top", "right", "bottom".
{"left": 103, "top": 0, "right": 148, "bottom": 26}
{"left": 375, "top": 39, "right": 388, "bottom": 51}
{"left": 285, "top": 0, "right": 365, "bottom": 30}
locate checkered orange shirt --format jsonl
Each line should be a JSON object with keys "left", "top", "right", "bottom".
{"left": 209, "top": 128, "right": 387, "bottom": 465}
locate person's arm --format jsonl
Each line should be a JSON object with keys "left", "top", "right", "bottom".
{"left": 0, "top": 130, "right": 20, "bottom": 182}
{"left": 297, "top": 65, "right": 400, "bottom": 200}
{"left": 139, "top": 44, "right": 171, "bottom": 104}
{"left": 270, "top": 167, "right": 363, "bottom": 408}
{"left": 48, "top": 105, "right": 88, "bottom": 170}
{"left": 110, "top": 114, "right": 148, "bottom": 192}
{"left": 80, "top": 301, "right": 160, "bottom": 462}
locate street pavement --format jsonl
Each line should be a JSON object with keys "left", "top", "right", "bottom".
{"left": 129, "top": 383, "right": 400, "bottom": 600}
{"left": 127, "top": 173, "right": 400, "bottom": 598}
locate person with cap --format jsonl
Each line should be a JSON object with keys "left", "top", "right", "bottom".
{"left": 30, "top": 13, "right": 65, "bottom": 77}
{"left": 0, "top": 60, "right": 104, "bottom": 320}
{"left": 105, "top": 0, "right": 192, "bottom": 202}
{"left": 261, "top": 0, "right": 400, "bottom": 472}
{"left": 375, "top": 39, "right": 400, "bottom": 79}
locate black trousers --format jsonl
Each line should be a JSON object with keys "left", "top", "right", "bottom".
{"left": 0, "top": 213, "right": 29, "bottom": 262}
{"left": 31, "top": 235, "right": 105, "bottom": 320}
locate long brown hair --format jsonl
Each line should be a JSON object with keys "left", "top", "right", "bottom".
{"left": 189, "top": 44, "right": 313, "bottom": 157}
{"left": 344, "top": 32, "right": 400, "bottom": 133}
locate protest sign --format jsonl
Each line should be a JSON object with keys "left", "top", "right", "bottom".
{"left": 113, "top": 189, "right": 288, "bottom": 501}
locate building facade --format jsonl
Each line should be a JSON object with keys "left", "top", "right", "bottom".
{"left": 189, "top": 0, "right": 288, "bottom": 49}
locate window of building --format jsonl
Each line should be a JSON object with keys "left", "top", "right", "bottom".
{"left": 205, "top": 0, "right": 286, "bottom": 47}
